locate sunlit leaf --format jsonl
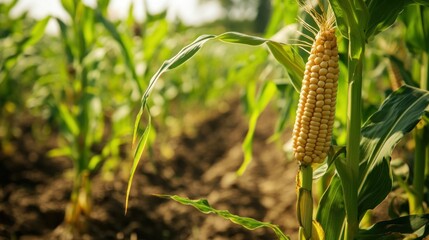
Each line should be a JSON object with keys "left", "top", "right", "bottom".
{"left": 58, "top": 104, "right": 79, "bottom": 136}
{"left": 328, "top": 0, "right": 367, "bottom": 58}
{"left": 157, "top": 195, "right": 290, "bottom": 240}
{"left": 125, "top": 107, "right": 151, "bottom": 213}
{"left": 267, "top": 42, "right": 304, "bottom": 92}
{"left": 238, "top": 81, "right": 277, "bottom": 175}
{"left": 24, "top": 16, "right": 50, "bottom": 49}
{"left": 142, "top": 32, "right": 304, "bottom": 107}
{"left": 61, "top": 0, "right": 75, "bottom": 17}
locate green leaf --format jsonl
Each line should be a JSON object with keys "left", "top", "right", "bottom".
{"left": 96, "top": 11, "right": 142, "bottom": 93}
{"left": 1, "top": 16, "right": 51, "bottom": 71}
{"left": 328, "top": 0, "right": 367, "bottom": 59}
{"left": 313, "top": 145, "right": 345, "bottom": 180}
{"left": 56, "top": 18, "right": 74, "bottom": 64}
{"left": 365, "top": 0, "right": 410, "bottom": 39}
{"left": 157, "top": 195, "right": 290, "bottom": 240}
{"left": 358, "top": 86, "right": 429, "bottom": 217}
{"left": 61, "top": 0, "right": 76, "bottom": 17}
{"left": 82, "top": 5, "right": 95, "bottom": 46}
{"left": 24, "top": 16, "right": 50, "bottom": 49}
{"left": 270, "top": 83, "right": 297, "bottom": 141}
{"left": 142, "top": 32, "right": 304, "bottom": 106}
{"left": 125, "top": 107, "right": 151, "bottom": 213}
{"left": 217, "top": 32, "right": 268, "bottom": 45}
{"left": 357, "top": 214, "right": 429, "bottom": 239}
{"left": 47, "top": 146, "right": 72, "bottom": 158}
{"left": 267, "top": 42, "right": 304, "bottom": 92}
{"left": 316, "top": 175, "right": 346, "bottom": 240}
{"left": 238, "top": 81, "right": 277, "bottom": 175}
{"left": 58, "top": 104, "right": 79, "bottom": 136}
{"left": 131, "top": 31, "right": 305, "bottom": 210}
{"left": 328, "top": 0, "right": 367, "bottom": 38}
{"left": 357, "top": 158, "right": 392, "bottom": 217}
{"left": 401, "top": 4, "right": 429, "bottom": 53}
{"left": 317, "top": 86, "right": 429, "bottom": 238}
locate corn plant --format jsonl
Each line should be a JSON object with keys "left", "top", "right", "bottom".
{"left": 128, "top": 0, "right": 429, "bottom": 239}
{"left": 33, "top": 0, "right": 145, "bottom": 231}
{"left": 0, "top": 0, "right": 50, "bottom": 145}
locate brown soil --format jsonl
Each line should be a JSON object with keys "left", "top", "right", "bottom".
{"left": 0, "top": 101, "right": 299, "bottom": 240}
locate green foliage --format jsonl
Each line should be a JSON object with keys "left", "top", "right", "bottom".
{"left": 401, "top": 4, "right": 429, "bottom": 54}
{"left": 239, "top": 81, "right": 277, "bottom": 175}
{"left": 317, "top": 86, "right": 429, "bottom": 239}
{"left": 129, "top": 31, "right": 305, "bottom": 187}
{"left": 157, "top": 195, "right": 290, "bottom": 240}
{"left": 357, "top": 214, "right": 429, "bottom": 239}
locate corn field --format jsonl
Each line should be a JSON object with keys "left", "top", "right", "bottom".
{"left": 1, "top": 0, "right": 429, "bottom": 239}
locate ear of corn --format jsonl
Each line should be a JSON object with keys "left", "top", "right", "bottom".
{"left": 292, "top": 11, "right": 339, "bottom": 165}
{"left": 387, "top": 59, "right": 403, "bottom": 91}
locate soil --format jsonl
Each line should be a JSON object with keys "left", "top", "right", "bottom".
{"left": 0, "top": 101, "right": 300, "bottom": 240}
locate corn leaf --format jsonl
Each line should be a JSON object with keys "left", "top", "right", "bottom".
{"left": 157, "top": 195, "right": 290, "bottom": 240}
{"left": 316, "top": 175, "right": 346, "bottom": 240}
{"left": 401, "top": 4, "right": 429, "bottom": 54}
{"left": 357, "top": 214, "right": 429, "bottom": 239}
{"left": 58, "top": 104, "right": 79, "bottom": 136}
{"left": 328, "top": 0, "right": 367, "bottom": 59}
{"left": 317, "top": 85, "right": 429, "bottom": 239}
{"left": 24, "top": 16, "right": 50, "bottom": 49}
{"left": 365, "top": 0, "right": 411, "bottom": 39}
{"left": 130, "top": 31, "right": 305, "bottom": 209}
{"left": 358, "top": 86, "right": 429, "bottom": 215}
{"left": 238, "top": 81, "right": 277, "bottom": 175}
{"left": 61, "top": 0, "right": 75, "bottom": 17}
{"left": 125, "top": 107, "right": 151, "bottom": 213}
{"left": 142, "top": 32, "right": 304, "bottom": 106}
{"left": 96, "top": 11, "right": 142, "bottom": 93}
{"left": 1, "top": 16, "right": 50, "bottom": 71}
{"left": 56, "top": 18, "right": 74, "bottom": 64}
{"left": 267, "top": 42, "right": 304, "bottom": 92}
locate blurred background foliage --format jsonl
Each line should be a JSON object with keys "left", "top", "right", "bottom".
{"left": 0, "top": 0, "right": 411, "bottom": 191}
{"left": 2, "top": 0, "right": 427, "bottom": 236}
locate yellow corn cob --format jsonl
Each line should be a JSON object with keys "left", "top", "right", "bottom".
{"left": 387, "top": 59, "right": 403, "bottom": 91}
{"left": 292, "top": 11, "right": 339, "bottom": 165}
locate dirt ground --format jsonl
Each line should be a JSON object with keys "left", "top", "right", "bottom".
{"left": 0, "top": 100, "right": 301, "bottom": 240}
